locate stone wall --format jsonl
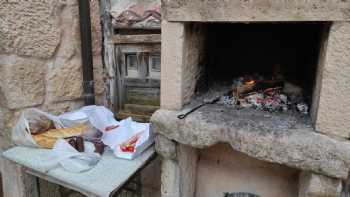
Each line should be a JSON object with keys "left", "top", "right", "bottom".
{"left": 0, "top": 0, "right": 104, "bottom": 148}
{"left": 0, "top": 0, "right": 105, "bottom": 196}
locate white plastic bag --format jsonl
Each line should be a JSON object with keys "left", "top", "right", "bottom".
{"left": 36, "top": 139, "right": 101, "bottom": 173}
{"left": 58, "top": 111, "right": 89, "bottom": 128}
{"left": 80, "top": 105, "right": 119, "bottom": 133}
{"left": 12, "top": 108, "right": 64, "bottom": 148}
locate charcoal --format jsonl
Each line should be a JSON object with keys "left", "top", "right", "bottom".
{"left": 219, "top": 75, "right": 308, "bottom": 114}
{"left": 297, "top": 103, "right": 309, "bottom": 114}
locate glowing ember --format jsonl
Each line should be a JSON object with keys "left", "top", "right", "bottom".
{"left": 244, "top": 80, "right": 255, "bottom": 85}
{"left": 218, "top": 75, "right": 309, "bottom": 114}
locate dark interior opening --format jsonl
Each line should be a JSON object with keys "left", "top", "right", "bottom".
{"left": 197, "top": 22, "right": 328, "bottom": 107}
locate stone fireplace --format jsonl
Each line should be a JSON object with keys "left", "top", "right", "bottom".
{"left": 151, "top": 1, "right": 350, "bottom": 197}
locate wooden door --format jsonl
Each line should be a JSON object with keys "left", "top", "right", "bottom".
{"left": 115, "top": 43, "right": 161, "bottom": 121}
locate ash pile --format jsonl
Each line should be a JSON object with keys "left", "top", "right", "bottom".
{"left": 217, "top": 75, "right": 309, "bottom": 114}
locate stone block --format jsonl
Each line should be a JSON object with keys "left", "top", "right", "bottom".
{"left": 0, "top": 0, "right": 64, "bottom": 58}
{"left": 47, "top": 57, "right": 83, "bottom": 102}
{"left": 162, "top": 0, "right": 350, "bottom": 22}
{"left": 161, "top": 21, "right": 185, "bottom": 110}
{"left": 299, "top": 172, "right": 342, "bottom": 197}
{"left": 155, "top": 134, "right": 177, "bottom": 160}
{"left": 0, "top": 56, "right": 46, "bottom": 109}
{"left": 315, "top": 22, "right": 350, "bottom": 138}
{"left": 55, "top": 3, "right": 80, "bottom": 60}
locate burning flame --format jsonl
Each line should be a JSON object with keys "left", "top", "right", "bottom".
{"left": 244, "top": 80, "right": 255, "bottom": 86}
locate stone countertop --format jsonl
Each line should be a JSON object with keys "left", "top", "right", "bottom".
{"left": 151, "top": 104, "right": 350, "bottom": 179}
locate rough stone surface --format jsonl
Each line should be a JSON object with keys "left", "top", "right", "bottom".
{"left": 155, "top": 134, "right": 177, "bottom": 160}
{"left": 161, "top": 21, "right": 185, "bottom": 110}
{"left": 40, "top": 100, "right": 84, "bottom": 116}
{"left": 0, "top": 0, "right": 64, "bottom": 58}
{"left": 0, "top": 1, "right": 106, "bottom": 197}
{"left": 182, "top": 23, "right": 205, "bottom": 105}
{"left": 161, "top": 159, "right": 180, "bottom": 197}
{"left": 90, "top": 0, "right": 102, "bottom": 56}
{"left": 299, "top": 172, "right": 342, "bottom": 197}
{"left": 162, "top": 0, "right": 350, "bottom": 22}
{"left": 315, "top": 22, "right": 350, "bottom": 138}
{"left": 177, "top": 144, "right": 198, "bottom": 197}
{"left": 0, "top": 106, "right": 14, "bottom": 149}
{"left": 93, "top": 56, "right": 106, "bottom": 95}
{"left": 0, "top": 56, "right": 46, "bottom": 109}
{"left": 151, "top": 105, "right": 350, "bottom": 179}
{"left": 55, "top": 2, "right": 80, "bottom": 60}
{"left": 47, "top": 57, "right": 83, "bottom": 102}
{"left": 161, "top": 21, "right": 205, "bottom": 109}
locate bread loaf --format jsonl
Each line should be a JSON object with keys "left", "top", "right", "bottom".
{"left": 32, "top": 124, "right": 87, "bottom": 148}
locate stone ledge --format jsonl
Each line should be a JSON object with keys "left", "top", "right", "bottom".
{"left": 151, "top": 104, "right": 350, "bottom": 179}
{"left": 163, "top": 0, "right": 350, "bottom": 22}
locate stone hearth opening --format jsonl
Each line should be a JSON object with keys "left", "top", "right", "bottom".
{"left": 153, "top": 1, "right": 350, "bottom": 197}
{"left": 190, "top": 22, "right": 329, "bottom": 120}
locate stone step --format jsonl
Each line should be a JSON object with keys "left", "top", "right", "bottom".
{"left": 123, "top": 104, "right": 159, "bottom": 116}
{"left": 126, "top": 87, "right": 160, "bottom": 106}
{"left": 117, "top": 111, "right": 151, "bottom": 123}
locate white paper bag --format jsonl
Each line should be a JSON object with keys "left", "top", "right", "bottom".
{"left": 102, "top": 118, "right": 154, "bottom": 160}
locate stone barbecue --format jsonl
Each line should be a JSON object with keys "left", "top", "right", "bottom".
{"left": 151, "top": 1, "right": 350, "bottom": 197}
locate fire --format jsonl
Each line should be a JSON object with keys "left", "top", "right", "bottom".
{"left": 244, "top": 80, "right": 255, "bottom": 86}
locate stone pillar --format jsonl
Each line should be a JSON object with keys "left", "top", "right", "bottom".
{"left": 313, "top": 22, "right": 350, "bottom": 138}
{"left": 178, "top": 144, "right": 198, "bottom": 197}
{"left": 160, "top": 21, "right": 204, "bottom": 110}
{"left": 161, "top": 159, "right": 180, "bottom": 197}
{"left": 298, "top": 172, "right": 342, "bottom": 197}
{"left": 156, "top": 135, "right": 199, "bottom": 197}
{"left": 161, "top": 21, "right": 186, "bottom": 110}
